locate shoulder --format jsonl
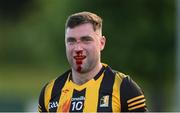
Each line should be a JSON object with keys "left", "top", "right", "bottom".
{"left": 120, "top": 75, "right": 143, "bottom": 97}
{"left": 54, "top": 70, "right": 71, "bottom": 84}
{"left": 103, "top": 63, "right": 126, "bottom": 79}
{"left": 106, "top": 65, "right": 127, "bottom": 82}
{"left": 43, "top": 69, "right": 71, "bottom": 95}
{"left": 120, "top": 75, "right": 148, "bottom": 111}
{"left": 38, "top": 70, "right": 71, "bottom": 111}
{"left": 110, "top": 67, "right": 142, "bottom": 95}
{"left": 102, "top": 64, "right": 147, "bottom": 111}
{"left": 114, "top": 71, "right": 127, "bottom": 80}
{"left": 43, "top": 70, "right": 70, "bottom": 90}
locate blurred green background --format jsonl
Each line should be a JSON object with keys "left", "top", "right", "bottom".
{"left": 0, "top": 0, "right": 176, "bottom": 111}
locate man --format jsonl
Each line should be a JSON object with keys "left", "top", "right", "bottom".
{"left": 38, "top": 11, "right": 148, "bottom": 112}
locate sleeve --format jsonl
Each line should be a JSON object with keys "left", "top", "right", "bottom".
{"left": 120, "top": 76, "right": 148, "bottom": 112}
{"left": 38, "top": 84, "right": 48, "bottom": 112}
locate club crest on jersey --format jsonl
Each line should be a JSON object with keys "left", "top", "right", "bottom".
{"left": 100, "top": 95, "right": 109, "bottom": 107}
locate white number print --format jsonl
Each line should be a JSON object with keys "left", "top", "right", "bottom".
{"left": 71, "top": 101, "right": 83, "bottom": 111}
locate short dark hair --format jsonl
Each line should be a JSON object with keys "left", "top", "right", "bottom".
{"left": 65, "top": 11, "right": 102, "bottom": 31}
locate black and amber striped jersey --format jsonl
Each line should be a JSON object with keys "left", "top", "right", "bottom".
{"left": 38, "top": 63, "right": 148, "bottom": 112}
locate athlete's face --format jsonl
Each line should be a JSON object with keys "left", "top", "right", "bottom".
{"left": 65, "top": 23, "right": 106, "bottom": 73}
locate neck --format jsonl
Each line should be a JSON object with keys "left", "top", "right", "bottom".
{"left": 71, "top": 63, "right": 102, "bottom": 85}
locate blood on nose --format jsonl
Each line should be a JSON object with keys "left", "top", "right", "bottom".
{"left": 76, "top": 50, "right": 83, "bottom": 55}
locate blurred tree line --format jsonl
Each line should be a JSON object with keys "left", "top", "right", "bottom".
{"left": 0, "top": 0, "right": 175, "bottom": 111}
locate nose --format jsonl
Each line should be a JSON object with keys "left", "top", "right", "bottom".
{"left": 74, "top": 42, "right": 83, "bottom": 51}
{"left": 74, "top": 44, "right": 83, "bottom": 56}
{"left": 76, "top": 50, "right": 83, "bottom": 55}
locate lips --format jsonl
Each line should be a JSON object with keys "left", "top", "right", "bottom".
{"left": 73, "top": 56, "right": 86, "bottom": 60}
{"left": 73, "top": 56, "right": 86, "bottom": 65}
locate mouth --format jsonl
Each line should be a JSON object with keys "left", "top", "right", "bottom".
{"left": 73, "top": 56, "right": 86, "bottom": 60}
{"left": 73, "top": 56, "right": 86, "bottom": 65}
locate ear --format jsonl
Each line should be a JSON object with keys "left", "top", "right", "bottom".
{"left": 100, "top": 36, "right": 106, "bottom": 51}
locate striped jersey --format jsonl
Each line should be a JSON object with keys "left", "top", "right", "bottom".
{"left": 38, "top": 63, "right": 148, "bottom": 112}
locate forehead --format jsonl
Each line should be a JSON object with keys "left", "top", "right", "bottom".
{"left": 65, "top": 23, "right": 95, "bottom": 38}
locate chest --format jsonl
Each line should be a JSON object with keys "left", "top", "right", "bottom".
{"left": 48, "top": 85, "right": 120, "bottom": 112}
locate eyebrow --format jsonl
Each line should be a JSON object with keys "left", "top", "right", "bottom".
{"left": 66, "top": 37, "right": 76, "bottom": 42}
{"left": 67, "top": 36, "right": 93, "bottom": 41}
{"left": 80, "top": 36, "right": 93, "bottom": 40}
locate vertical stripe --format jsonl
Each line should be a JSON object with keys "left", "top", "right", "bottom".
{"left": 112, "top": 72, "right": 124, "bottom": 112}
{"left": 69, "top": 89, "right": 86, "bottom": 112}
{"left": 97, "top": 66, "right": 115, "bottom": 112}
{"left": 83, "top": 73, "right": 104, "bottom": 112}
{"left": 44, "top": 80, "right": 55, "bottom": 111}
{"left": 49, "top": 71, "right": 70, "bottom": 112}
{"left": 57, "top": 81, "right": 74, "bottom": 112}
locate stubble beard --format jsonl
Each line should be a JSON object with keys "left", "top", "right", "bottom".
{"left": 68, "top": 56, "right": 98, "bottom": 74}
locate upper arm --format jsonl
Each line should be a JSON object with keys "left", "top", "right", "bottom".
{"left": 120, "top": 76, "right": 148, "bottom": 112}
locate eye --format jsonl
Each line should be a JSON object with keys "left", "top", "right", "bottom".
{"left": 67, "top": 37, "right": 76, "bottom": 44}
{"left": 81, "top": 36, "right": 93, "bottom": 42}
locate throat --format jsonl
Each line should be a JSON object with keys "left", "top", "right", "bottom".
{"left": 72, "top": 73, "right": 91, "bottom": 85}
